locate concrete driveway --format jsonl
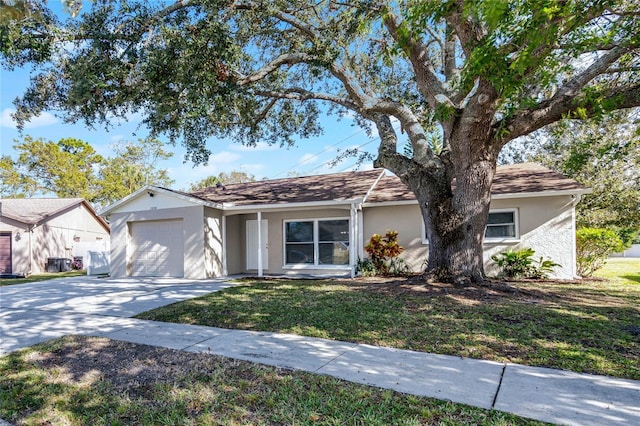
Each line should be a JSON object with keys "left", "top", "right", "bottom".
{"left": 0, "top": 276, "right": 236, "bottom": 354}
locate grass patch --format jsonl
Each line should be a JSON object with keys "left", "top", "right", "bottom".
{"left": 137, "top": 261, "right": 640, "bottom": 380}
{"left": 0, "top": 336, "right": 540, "bottom": 425}
{"left": 594, "top": 257, "right": 640, "bottom": 285}
{"left": 0, "top": 270, "right": 87, "bottom": 286}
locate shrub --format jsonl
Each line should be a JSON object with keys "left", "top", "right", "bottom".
{"left": 362, "top": 230, "right": 406, "bottom": 276}
{"left": 615, "top": 227, "right": 638, "bottom": 249}
{"left": 355, "top": 258, "right": 377, "bottom": 277}
{"left": 576, "top": 228, "right": 625, "bottom": 277}
{"left": 491, "top": 248, "right": 559, "bottom": 280}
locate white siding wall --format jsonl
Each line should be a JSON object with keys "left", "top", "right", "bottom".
{"left": 0, "top": 204, "right": 109, "bottom": 274}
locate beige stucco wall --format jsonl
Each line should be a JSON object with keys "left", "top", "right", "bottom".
{"left": 228, "top": 207, "right": 354, "bottom": 276}
{"left": 0, "top": 217, "right": 29, "bottom": 275}
{"left": 109, "top": 205, "right": 208, "bottom": 279}
{"left": 110, "top": 190, "right": 202, "bottom": 213}
{"left": 362, "top": 195, "right": 577, "bottom": 279}
{"left": 224, "top": 215, "right": 243, "bottom": 275}
{"left": 362, "top": 204, "right": 428, "bottom": 272}
{"left": 484, "top": 196, "right": 576, "bottom": 279}
{"left": 0, "top": 203, "right": 110, "bottom": 274}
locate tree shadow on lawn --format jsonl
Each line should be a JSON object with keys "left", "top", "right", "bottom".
{"left": 153, "top": 277, "right": 640, "bottom": 380}
{"left": 621, "top": 274, "right": 640, "bottom": 284}
{"left": 359, "top": 277, "right": 640, "bottom": 379}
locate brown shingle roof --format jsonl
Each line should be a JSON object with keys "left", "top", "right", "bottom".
{"left": 364, "top": 163, "right": 589, "bottom": 203}
{"left": 177, "top": 163, "right": 587, "bottom": 208}
{"left": 191, "top": 169, "right": 384, "bottom": 206}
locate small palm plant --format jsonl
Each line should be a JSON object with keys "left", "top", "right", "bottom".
{"left": 491, "top": 248, "right": 559, "bottom": 280}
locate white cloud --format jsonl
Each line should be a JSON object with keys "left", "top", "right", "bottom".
{"left": 210, "top": 151, "right": 242, "bottom": 164}
{"left": 229, "top": 141, "right": 279, "bottom": 152}
{"left": 167, "top": 162, "right": 216, "bottom": 191}
{"left": 1, "top": 108, "right": 59, "bottom": 129}
{"left": 298, "top": 153, "right": 319, "bottom": 166}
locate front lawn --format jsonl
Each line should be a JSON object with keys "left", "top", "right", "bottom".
{"left": 594, "top": 257, "right": 640, "bottom": 285}
{"left": 0, "top": 336, "right": 539, "bottom": 425}
{"left": 138, "top": 259, "right": 640, "bottom": 380}
{"left": 0, "top": 270, "right": 87, "bottom": 286}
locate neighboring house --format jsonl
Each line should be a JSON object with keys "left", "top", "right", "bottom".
{"left": 612, "top": 244, "right": 640, "bottom": 258}
{"left": 0, "top": 198, "right": 110, "bottom": 276}
{"left": 101, "top": 163, "right": 590, "bottom": 280}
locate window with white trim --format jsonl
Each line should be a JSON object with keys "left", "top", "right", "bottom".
{"left": 421, "top": 208, "right": 519, "bottom": 244}
{"left": 485, "top": 209, "right": 518, "bottom": 239}
{"left": 284, "top": 219, "right": 349, "bottom": 265}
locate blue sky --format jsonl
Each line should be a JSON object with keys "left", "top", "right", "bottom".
{"left": 0, "top": 3, "right": 384, "bottom": 192}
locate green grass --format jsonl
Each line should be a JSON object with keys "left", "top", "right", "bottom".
{"left": 594, "top": 257, "right": 640, "bottom": 285}
{"left": 0, "top": 270, "right": 88, "bottom": 286}
{"left": 0, "top": 336, "right": 540, "bottom": 426}
{"left": 137, "top": 259, "right": 640, "bottom": 380}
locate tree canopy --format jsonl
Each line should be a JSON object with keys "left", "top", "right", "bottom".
{"left": 531, "top": 111, "right": 640, "bottom": 233}
{"left": 2, "top": 0, "right": 639, "bottom": 283}
{"left": 1, "top": 136, "right": 103, "bottom": 199}
{"left": 1, "top": 136, "right": 174, "bottom": 207}
{"left": 188, "top": 170, "right": 256, "bottom": 191}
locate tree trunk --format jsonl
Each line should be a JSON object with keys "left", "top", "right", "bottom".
{"left": 412, "top": 160, "right": 496, "bottom": 285}
{"left": 373, "top": 112, "right": 499, "bottom": 286}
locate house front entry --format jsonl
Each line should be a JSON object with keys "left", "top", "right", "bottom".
{"left": 246, "top": 219, "right": 268, "bottom": 271}
{"left": 0, "top": 233, "right": 12, "bottom": 274}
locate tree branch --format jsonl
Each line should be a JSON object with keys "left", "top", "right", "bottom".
{"left": 382, "top": 10, "right": 448, "bottom": 108}
{"left": 235, "top": 53, "right": 315, "bottom": 86}
{"left": 499, "top": 82, "right": 640, "bottom": 144}
{"left": 444, "top": 0, "right": 486, "bottom": 57}
{"left": 252, "top": 88, "right": 359, "bottom": 111}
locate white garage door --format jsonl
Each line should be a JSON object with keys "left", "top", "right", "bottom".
{"left": 129, "top": 219, "right": 184, "bottom": 277}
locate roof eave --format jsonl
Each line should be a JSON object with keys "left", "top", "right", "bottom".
{"left": 99, "top": 186, "right": 224, "bottom": 217}
{"left": 490, "top": 187, "right": 592, "bottom": 200}
{"left": 222, "top": 198, "right": 364, "bottom": 214}
{"left": 362, "top": 188, "right": 592, "bottom": 207}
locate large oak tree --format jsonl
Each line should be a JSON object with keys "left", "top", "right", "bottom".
{"left": 2, "top": 0, "right": 639, "bottom": 284}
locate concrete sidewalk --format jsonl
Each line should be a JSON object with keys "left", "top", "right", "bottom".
{"left": 1, "top": 277, "right": 639, "bottom": 425}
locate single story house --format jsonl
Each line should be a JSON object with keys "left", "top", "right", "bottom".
{"left": 0, "top": 198, "right": 110, "bottom": 276}
{"left": 100, "top": 163, "right": 590, "bottom": 280}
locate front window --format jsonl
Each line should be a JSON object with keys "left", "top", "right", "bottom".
{"left": 485, "top": 210, "right": 517, "bottom": 239}
{"left": 285, "top": 221, "right": 314, "bottom": 264}
{"left": 285, "top": 219, "right": 349, "bottom": 266}
{"left": 421, "top": 208, "right": 518, "bottom": 243}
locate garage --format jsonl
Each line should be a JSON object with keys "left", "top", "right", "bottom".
{"left": 0, "top": 233, "right": 11, "bottom": 274}
{"left": 129, "top": 219, "right": 184, "bottom": 277}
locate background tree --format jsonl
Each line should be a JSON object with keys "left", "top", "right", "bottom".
{"left": 531, "top": 111, "right": 640, "bottom": 236}
{"left": 0, "top": 155, "right": 35, "bottom": 197}
{"left": 97, "top": 138, "right": 174, "bottom": 206}
{"left": 3, "top": 136, "right": 103, "bottom": 200}
{"left": 2, "top": 1, "right": 639, "bottom": 284}
{"left": 188, "top": 175, "right": 222, "bottom": 192}
{"left": 1, "top": 136, "right": 174, "bottom": 207}
{"left": 188, "top": 170, "right": 256, "bottom": 191}
{"left": 216, "top": 170, "right": 256, "bottom": 185}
